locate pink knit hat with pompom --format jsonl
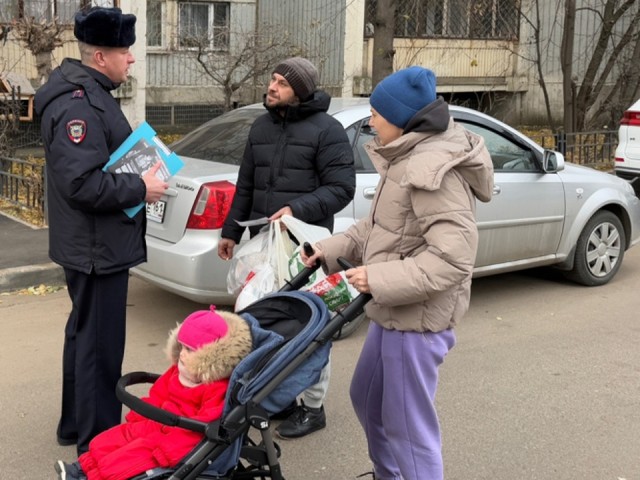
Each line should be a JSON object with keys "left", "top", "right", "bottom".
{"left": 177, "top": 305, "right": 228, "bottom": 350}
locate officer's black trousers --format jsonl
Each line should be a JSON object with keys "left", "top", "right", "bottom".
{"left": 58, "top": 267, "right": 129, "bottom": 456}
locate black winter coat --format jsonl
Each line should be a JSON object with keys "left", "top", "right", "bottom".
{"left": 221, "top": 91, "right": 356, "bottom": 242}
{"left": 34, "top": 59, "right": 147, "bottom": 274}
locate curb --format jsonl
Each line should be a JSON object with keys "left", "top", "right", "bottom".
{"left": 0, "top": 263, "right": 66, "bottom": 293}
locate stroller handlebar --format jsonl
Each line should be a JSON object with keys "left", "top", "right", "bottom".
{"left": 279, "top": 245, "right": 322, "bottom": 292}
{"left": 313, "top": 256, "right": 372, "bottom": 342}
{"left": 116, "top": 371, "right": 210, "bottom": 434}
{"left": 315, "top": 290, "right": 371, "bottom": 343}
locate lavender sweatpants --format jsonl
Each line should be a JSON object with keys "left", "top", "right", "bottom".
{"left": 350, "top": 322, "right": 456, "bottom": 480}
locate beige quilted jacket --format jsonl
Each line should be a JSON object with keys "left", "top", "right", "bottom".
{"left": 318, "top": 117, "right": 494, "bottom": 333}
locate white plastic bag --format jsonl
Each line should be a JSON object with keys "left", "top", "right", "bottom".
{"left": 306, "top": 271, "right": 358, "bottom": 312}
{"left": 226, "top": 228, "right": 270, "bottom": 296}
{"left": 280, "top": 215, "right": 356, "bottom": 312}
{"left": 233, "top": 220, "right": 295, "bottom": 310}
{"left": 279, "top": 214, "right": 331, "bottom": 246}
{"left": 280, "top": 214, "right": 330, "bottom": 281}
{"left": 270, "top": 220, "right": 295, "bottom": 289}
{"left": 234, "top": 265, "right": 277, "bottom": 311}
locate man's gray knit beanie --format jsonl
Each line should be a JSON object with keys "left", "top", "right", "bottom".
{"left": 273, "top": 57, "right": 319, "bottom": 101}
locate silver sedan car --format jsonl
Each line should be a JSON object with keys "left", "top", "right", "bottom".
{"left": 133, "top": 98, "right": 640, "bottom": 308}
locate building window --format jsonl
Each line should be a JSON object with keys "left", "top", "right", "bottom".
{"left": 178, "top": 1, "right": 229, "bottom": 51}
{"left": 0, "top": 1, "right": 108, "bottom": 24}
{"left": 365, "top": 0, "right": 520, "bottom": 41}
{"left": 147, "top": 0, "right": 164, "bottom": 47}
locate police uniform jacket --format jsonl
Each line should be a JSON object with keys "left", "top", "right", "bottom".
{"left": 221, "top": 90, "right": 356, "bottom": 242}
{"left": 35, "top": 58, "right": 147, "bottom": 274}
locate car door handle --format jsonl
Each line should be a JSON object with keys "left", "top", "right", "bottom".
{"left": 363, "top": 187, "right": 376, "bottom": 199}
{"left": 163, "top": 188, "right": 178, "bottom": 197}
{"left": 493, "top": 185, "right": 501, "bottom": 195}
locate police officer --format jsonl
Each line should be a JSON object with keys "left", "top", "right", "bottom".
{"left": 34, "top": 6, "right": 167, "bottom": 455}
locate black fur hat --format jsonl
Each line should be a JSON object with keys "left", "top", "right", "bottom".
{"left": 74, "top": 7, "right": 136, "bottom": 48}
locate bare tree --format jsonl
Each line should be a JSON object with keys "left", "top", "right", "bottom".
{"left": 180, "top": 24, "right": 307, "bottom": 112}
{"left": 0, "top": 87, "right": 21, "bottom": 156}
{"left": 574, "top": 0, "right": 640, "bottom": 129}
{"left": 371, "top": 0, "right": 395, "bottom": 86}
{"left": 11, "top": 15, "right": 65, "bottom": 85}
{"left": 519, "top": 0, "right": 640, "bottom": 132}
{"left": 601, "top": 27, "right": 640, "bottom": 126}
{"left": 560, "top": 0, "right": 576, "bottom": 133}
{"left": 526, "top": 0, "right": 558, "bottom": 131}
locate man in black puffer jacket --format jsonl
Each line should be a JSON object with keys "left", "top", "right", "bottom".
{"left": 218, "top": 57, "right": 355, "bottom": 439}
{"left": 218, "top": 57, "right": 355, "bottom": 244}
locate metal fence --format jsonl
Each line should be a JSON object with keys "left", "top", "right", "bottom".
{"left": 10, "top": 119, "right": 43, "bottom": 150}
{"left": 14, "top": 108, "right": 619, "bottom": 168}
{"left": 532, "top": 130, "right": 617, "bottom": 169}
{"left": 11, "top": 105, "right": 224, "bottom": 151}
{"left": 0, "top": 126, "right": 619, "bottom": 227}
{"left": 1, "top": 83, "right": 620, "bottom": 225}
{"left": 146, "top": 104, "right": 225, "bottom": 132}
{"left": 364, "top": 0, "right": 521, "bottom": 40}
{"left": 0, "top": 155, "right": 46, "bottom": 219}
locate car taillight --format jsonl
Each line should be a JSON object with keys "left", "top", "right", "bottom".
{"left": 186, "top": 181, "right": 236, "bottom": 230}
{"left": 620, "top": 110, "right": 640, "bottom": 126}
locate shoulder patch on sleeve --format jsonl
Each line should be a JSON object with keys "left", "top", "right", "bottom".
{"left": 67, "top": 120, "right": 87, "bottom": 144}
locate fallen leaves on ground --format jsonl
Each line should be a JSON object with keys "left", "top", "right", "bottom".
{"left": 0, "top": 199, "right": 45, "bottom": 227}
{"left": 14, "top": 284, "right": 65, "bottom": 296}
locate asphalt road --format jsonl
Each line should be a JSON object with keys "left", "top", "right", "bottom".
{"left": 2, "top": 248, "right": 640, "bottom": 479}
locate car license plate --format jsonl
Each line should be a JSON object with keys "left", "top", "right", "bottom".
{"left": 146, "top": 200, "right": 166, "bottom": 223}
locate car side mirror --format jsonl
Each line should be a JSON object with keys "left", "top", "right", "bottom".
{"left": 542, "top": 150, "right": 565, "bottom": 173}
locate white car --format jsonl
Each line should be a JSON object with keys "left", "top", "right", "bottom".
{"left": 133, "top": 98, "right": 640, "bottom": 310}
{"left": 615, "top": 98, "right": 640, "bottom": 195}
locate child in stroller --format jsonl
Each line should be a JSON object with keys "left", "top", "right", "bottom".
{"left": 55, "top": 306, "right": 253, "bottom": 480}
{"left": 61, "top": 254, "right": 368, "bottom": 480}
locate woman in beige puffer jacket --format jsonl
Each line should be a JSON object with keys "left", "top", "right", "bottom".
{"left": 304, "top": 66, "right": 494, "bottom": 480}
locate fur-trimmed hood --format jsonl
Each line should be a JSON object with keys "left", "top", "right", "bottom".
{"left": 165, "top": 310, "right": 252, "bottom": 384}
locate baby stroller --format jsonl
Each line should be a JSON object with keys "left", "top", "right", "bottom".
{"left": 116, "top": 254, "right": 370, "bottom": 480}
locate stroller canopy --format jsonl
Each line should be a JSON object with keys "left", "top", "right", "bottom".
{"left": 209, "top": 290, "right": 332, "bottom": 475}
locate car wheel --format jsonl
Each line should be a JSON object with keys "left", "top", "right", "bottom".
{"left": 332, "top": 312, "right": 368, "bottom": 340}
{"left": 565, "top": 211, "right": 625, "bottom": 286}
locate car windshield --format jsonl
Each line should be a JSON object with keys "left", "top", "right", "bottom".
{"left": 170, "top": 108, "right": 265, "bottom": 165}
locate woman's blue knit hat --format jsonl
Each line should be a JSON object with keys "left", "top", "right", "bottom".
{"left": 370, "top": 66, "right": 437, "bottom": 129}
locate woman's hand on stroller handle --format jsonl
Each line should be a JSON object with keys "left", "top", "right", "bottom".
{"left": 302, "top": 242, "right": 323, "bottom": 268}
{"left": 302, "top": 243, "right": 372, "bottom": 295}
{"left": 342, "top": 262, "right": 370, "bottom": 295}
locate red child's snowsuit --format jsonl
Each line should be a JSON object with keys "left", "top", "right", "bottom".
{"left": 78, "top": 365, "right": 229, "bottom": 480}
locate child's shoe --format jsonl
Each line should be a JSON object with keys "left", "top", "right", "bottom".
{"left": 55, "top": 460, "right": 86, "bottom": 480}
